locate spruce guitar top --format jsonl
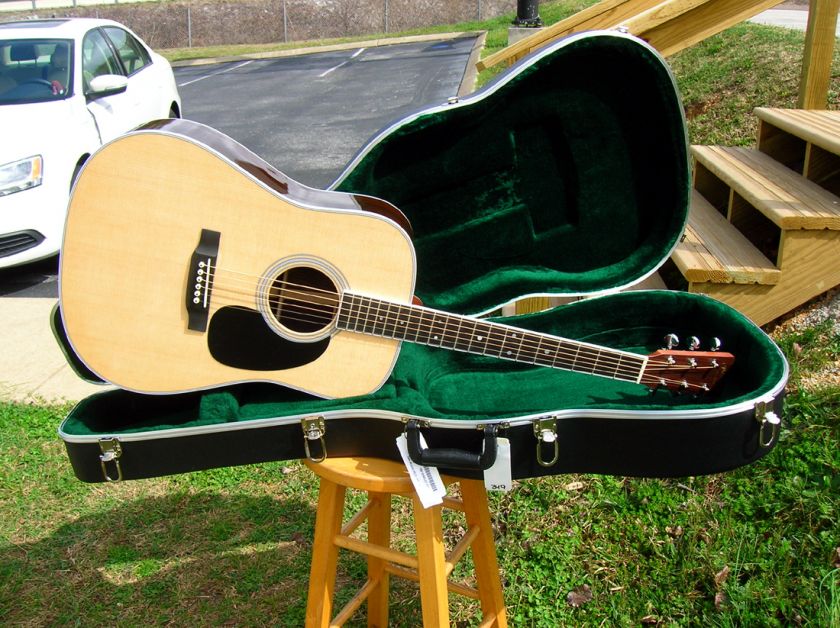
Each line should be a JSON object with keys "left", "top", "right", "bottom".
{"left": 59, "top": 120, "right": 733, "bottom": 398}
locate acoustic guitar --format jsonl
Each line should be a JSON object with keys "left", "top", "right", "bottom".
{"left": 59, "top": 119, "right": 733, "bottom": 398}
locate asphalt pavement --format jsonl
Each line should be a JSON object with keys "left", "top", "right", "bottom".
{"left": 0, "top": 34, "right": 480, "bottom": 402}
{"left": 0, "top": 12, "right": 828, "bottom": 402}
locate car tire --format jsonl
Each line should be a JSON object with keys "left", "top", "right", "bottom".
{"left": 70, "top": 156, "right": 88, "bottom": 192}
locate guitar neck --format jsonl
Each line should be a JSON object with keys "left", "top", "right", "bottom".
{"left": 337, "top": 292, "right": 647, "bottom": 384}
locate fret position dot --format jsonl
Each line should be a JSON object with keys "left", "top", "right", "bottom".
{"left": 477, "top": 336, "right": 483, "bottom": 341}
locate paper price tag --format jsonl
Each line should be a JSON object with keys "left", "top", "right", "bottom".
{"left": 484, "top": 437, "right": 512, "bottom": 492}
{"left": 396, "top": 433, "right": 446, "bottom": 508}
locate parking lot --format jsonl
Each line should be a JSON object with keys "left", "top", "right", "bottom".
{"left": 0, "top": 35, "right": 479, "bottom": 297}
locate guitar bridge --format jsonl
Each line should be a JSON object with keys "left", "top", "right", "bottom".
{"left": 186, "top": 229, "right": 220, "bottom": 332}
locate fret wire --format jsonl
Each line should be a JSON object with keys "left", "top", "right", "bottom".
{"left": 530, "top": 335, "right": 543, "bottom": 364}
{"left": 349, "top": 293, "right": 363, "bottom": 333}
{"left": 442, "top": 313, "right": 459, "bottom": 349}
{"left": 456, "top": 317, "right": 475, "bottom": 352}
{"left": 566, "top": 343, "right": 581, "bottom": 371}
{"left": 369, "top": 297, "right": 384, "bottom": 336}
{"left": 429, "top": 312, "right": 446, "bottom": 347}
{"left": 415, "top": 309, "right": 431, "bottom": 344}
{"left": 383, "top": 300, "right": 398, "bottom": 338}
{"left": 360, "top": 294, "right": 374, "bottom": 335}
{"left": 486, "top": 326, "right": 506, "bottom": 358}
{"left": 336, "top": 292, "right": 350, "bottom": 329}
{"left": 397, "top": 305, "right": 412, "bottom": 338}
{"left": 452, "top": 316, "right": 465, "bottom": 351}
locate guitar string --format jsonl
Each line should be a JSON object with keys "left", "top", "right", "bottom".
{"left": 208, "top": 281, "right": 723, "bottom": 377}
{"left": 207, "top": 281, "right": 646, "bottom": 378}
{"left": 207, "top": 270, "right": 715, "bottom": 366}
{"left": 206, "top": 297, "right": 714, "bottom": 390}
{"left": 207, "top": 297, "right": 720, "bottom": 396}
{"left": 206, "top": 277, "right": 725, "bottom": 387}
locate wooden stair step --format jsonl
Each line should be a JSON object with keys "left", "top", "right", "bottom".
{"left": 691, "top": 145, "right": 840, "bottom": 230}
{"left": 672, "top": 190, "right": 781, "bottom": 285}
{"left": 755, "top": 107, "right": 840, "bottom": 155}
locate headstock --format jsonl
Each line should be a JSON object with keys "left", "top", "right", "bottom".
{"left": 642, "top": 334, "right": 735, "bottom": 394}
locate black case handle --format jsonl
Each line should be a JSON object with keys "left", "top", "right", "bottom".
{"left": 405, "top": 420, "right": 498, "bottom": 471}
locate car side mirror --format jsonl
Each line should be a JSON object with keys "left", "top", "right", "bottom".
{"left": 86, "top": 74, "right": 128, "bottom": 100}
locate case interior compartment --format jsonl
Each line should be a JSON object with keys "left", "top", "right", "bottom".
{"left": 62, "top": 291, "right": 785, "bottom": 439}
{"left": 333, "top": 33, "right": 690, "bottom": 313}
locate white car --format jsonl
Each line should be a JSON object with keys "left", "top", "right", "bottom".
{"left": 0, "top": 18, "right": 182, "bottom": 268}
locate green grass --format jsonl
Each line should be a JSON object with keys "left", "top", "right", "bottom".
{"left": 2, "top": 2, "right": 840, "bottom": 625}
{"left": 1, "top": 321, "right": 837, "bottom": 625}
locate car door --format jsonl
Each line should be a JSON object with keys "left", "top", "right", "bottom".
{"left": 101, "top": 26, "right": 164, "bottom": 124}
{"left": 82, "top": 27, "right": 134, "bottom": 144}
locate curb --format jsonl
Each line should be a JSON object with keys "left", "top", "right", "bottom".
{"left": 170, "top": 31, "right": 486, "bottom": 68}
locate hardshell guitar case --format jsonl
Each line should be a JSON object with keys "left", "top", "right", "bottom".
{"left": 55, "top": 31, "right": 788, "bottom": 484}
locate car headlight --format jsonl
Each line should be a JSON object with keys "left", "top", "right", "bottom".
{"left": 0, "top": 155, "right": 43, "bottom": 197}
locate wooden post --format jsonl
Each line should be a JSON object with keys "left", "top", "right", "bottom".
{"left": 798, "top": 0, "right": 840, "bottom": 109}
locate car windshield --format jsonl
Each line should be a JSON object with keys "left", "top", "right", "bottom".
{"left": 0, "top": 39, "right": 72, "bottom": 105}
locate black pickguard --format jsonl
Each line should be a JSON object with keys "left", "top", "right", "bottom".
{"left": 207, "top": 306, "right": 330, "bottom": 371}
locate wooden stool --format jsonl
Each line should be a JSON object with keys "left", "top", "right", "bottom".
{"left": 304, "top": 456, "right": 507, "bottom": 628}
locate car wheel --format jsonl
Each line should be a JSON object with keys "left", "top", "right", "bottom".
{"left": 70, "top": 156, "right": 88, "bottom": 192}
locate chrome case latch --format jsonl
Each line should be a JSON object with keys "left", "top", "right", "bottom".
{"left": 98, "top": 437, "right": 123, "bottom": 482}
{"left": 755, "top": 401, "right": 781, "bottom": 449}
{"left": 533, "top": 417, "right": 559, "bottom": 467}
{"left": 301, "top": 416, "right": 327, "bottom": 463}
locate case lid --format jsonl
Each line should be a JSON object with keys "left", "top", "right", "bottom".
{"left": 332, "top": 31, "right": 690, "bottom": 315}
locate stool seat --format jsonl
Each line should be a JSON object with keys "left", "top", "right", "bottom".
{"left": 304, "top": 456, "right": 452, "bottom": 494}
{"left": 304, "top": 456, "right": 507, "bottom": 628}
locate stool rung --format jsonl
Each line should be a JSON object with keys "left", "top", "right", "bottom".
{"left": 445, "top": 525, "right": 480, "bottom": 578}
{"left": 329, "top": 577, "right": 379, "bottom": 627}
{"left": 333, "top": 533, "right": 418, "bottom": 570}
{"left": 340, "top": 499, "right": 374, "bottom": 537}
{"left": 384, "top": 563, "right": 480, "bottom": 600}
{"left": 443, "top": 496, "right": 465, "bottom": 512}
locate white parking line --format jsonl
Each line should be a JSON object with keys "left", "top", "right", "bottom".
{"left": 318, "top": 48, "right": 365, "bottom": 78}
{"left": 178, "top": 60, "right": 255, "bottom": 87}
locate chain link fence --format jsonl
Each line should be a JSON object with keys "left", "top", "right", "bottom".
{"left": 1, "top": 0, "right": 517, "bottom": 49}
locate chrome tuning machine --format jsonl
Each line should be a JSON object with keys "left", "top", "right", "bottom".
{"left": 688, "top": 336, "right": 701, "bottom": 351}
{"left": 663, "top": 333, "right": 679, "bottom": 350}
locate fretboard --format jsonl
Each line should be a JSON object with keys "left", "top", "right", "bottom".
{"left": 336, "top": 292, "right": 646, "bottom": 384}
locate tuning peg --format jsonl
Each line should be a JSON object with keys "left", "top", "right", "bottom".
{"left": 688, "top": 336, "right": 700, "bottom": 351}
{"left": 709, "top": 337, "right": 721, "bottom": 352}
{"left": 664, "top": 333, "right": 679, "bottom": 349}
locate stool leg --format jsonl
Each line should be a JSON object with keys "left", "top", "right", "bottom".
{"left": 413, "top": 497, "right": 450, "bottom": 628}
{"left": 306, "top": 478, "right": 347, "bottom": 628}
{"left": 460, "top": 479, "right": 507, "bottom": 627}
{"left": 366, "top": 492, "right": 391, "bottom": 628}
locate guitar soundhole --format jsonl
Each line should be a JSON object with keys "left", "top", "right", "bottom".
{"left": 267, "top": 266, "right": 339, "bottom": 336}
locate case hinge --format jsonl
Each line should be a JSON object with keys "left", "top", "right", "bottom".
{"left": 301, "top": 416, "right": 327, "bottom": 463}
{"left": 98, "top": 437, "right": 123, "bottom": 482}
{"left": 533, "top": 417, "right": 559, "bottom": 467}
{"left": 755, "top": 401, "right": 780, "bottom": 449}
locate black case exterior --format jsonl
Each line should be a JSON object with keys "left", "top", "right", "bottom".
{"left": 61, "top": 385, "right": 784, "bottom": 483}
{"left": 56, "top": 32, "right": 788, "bottom": 484}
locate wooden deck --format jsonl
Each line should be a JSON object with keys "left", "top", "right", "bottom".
{"left": 673, "top": 109, "right": 840, "bottom": 325}
{"left": 673, "top": 191, "right": 781, "bottom": 285}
